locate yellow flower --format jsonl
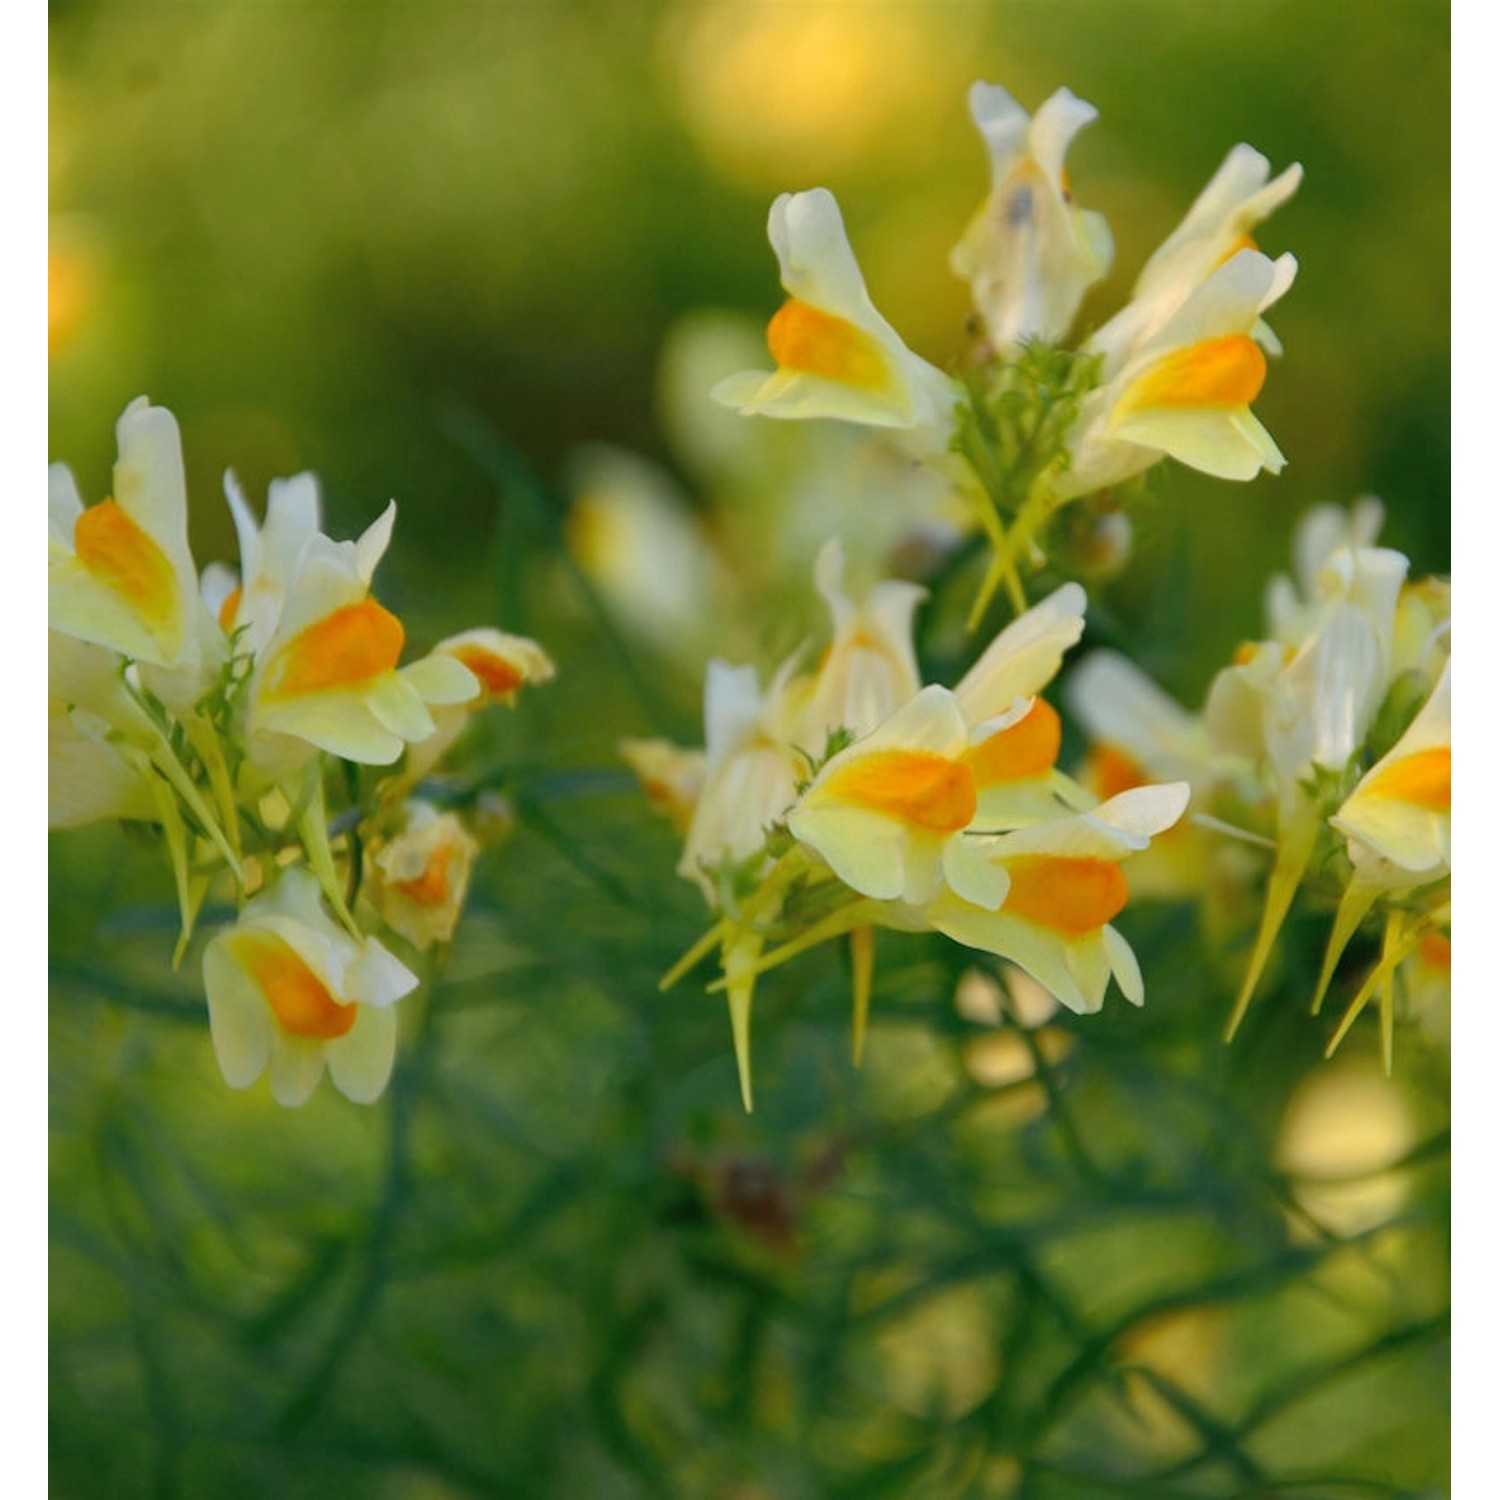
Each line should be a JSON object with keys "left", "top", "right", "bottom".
{"left": 788, "top": 685, "right": 1007, "bottom": 909}
{"left": 1059, "top": 249, "right": 1296, "bottom": 501}
{"left": 49, "top": 398, "right": 219, "bottom": 701}
{"left": 712, "top": 188, "right": 960, "bottom": 454}
{"left": 679, "top": 658, "right": 805, "bottom": 899}
{"left": 213, "top": 469, "right": 325, "bottom": 653}
{"left": 370, "top": 802, "right": 480, "bottom": 950}
{"left": 1092, "top": 143, "right": 1301, "bottom": 368}
{"left": 950, "top": 82, "right": 1113, "bottom": 352}
{"left": 789, "top": 538, "right": 925, "bottom": 747}
{"left": 203, "top": 867, "right": 418, "bottom": 1106}
{"left": 48, "top": 697, "right": 157, "bottom": 828}
{"left": 1332, "top": 660, "right": 1450, "bottom": 886}
{"left": 245, "top": 511, "right": 481, "bottom": 772}
{"left": 620, "top": 738, "right": 706, "bottom": 834}
{"left": 924, "top": 785, "right": 1190, "bottom": 1014}
{"left": 401, "top": 627, "right": 558, "bottom": 783}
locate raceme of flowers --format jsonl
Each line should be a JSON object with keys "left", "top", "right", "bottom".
{"left": 713, "top": 80, "right": 1301, "bottom": 629}
{"left": 1065, "top": 499, "right": 1450, "bottom": 1066}
{"left": 50, "top": 397, "right": 555, "bottom": 1106}
{"left": 627, "top": 540, "right": 1190, "bottom": 1110}
{"left": 51, "top": 78, "right": 1450, "bottom": 1118}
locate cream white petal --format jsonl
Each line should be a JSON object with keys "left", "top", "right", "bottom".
{"left": 268, "top": 1034, "right": 329, "bottom": 1108}
{"left": 363, "top": 674, "right": 437, "bottom": 743}
{"left": 325, "top": 1005, "right": 399, "bottom": 1104}
{"left": 1103, "top": 924, "right": 1144, "bottom": 1006}
{"left": 769, "top": 188, "right": 872, "bottom": 319}
{"left": 942, "top": 836, "right": 1011, "bottom": 912}
{"left": 255, "top": 694, "right": 405, "bottom": 765}
{"left": 355, "top": 501, "right": 398, "bottom": 584}
{"left": 48, "top": 463, "right": 84, "bottom": 543}
{"left": 703, "top": 659, "right": 765, "bottom": 771}
{"left": 202, "top": 939, "right": 276, "bottom": 1089}
{"left": 112, "top": 397, "right": 195, "bottom": 583}
{"left": 790, "top": 799, "right": 926, "bottom": 902}
{"left": 953, "top": 583, "right": 1087, "bottom": 726}
{"left": 1110, "top": 406, "right": 1284, "bottom": 481}
{"left": 1090, "top": 782, "right": 1191, "bottom": 839}
{"left": 401, "top": 652, "right": 482, "bottom": 706}
{"left": 346, "top": 936, "right": 420, "bottom": 1010}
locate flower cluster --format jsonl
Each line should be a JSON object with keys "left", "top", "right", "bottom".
{"left": 714, "top": 82, "right": 1301, "bottom": 627}
{"left": 1065, "top": 499, "right": 1450, "bottom": 1064}
{"left": 628, "top": 541, "right": 1188, "bottom": 1109}
{"left": 49, "top": 398, "right": 554, "bottom": 1105}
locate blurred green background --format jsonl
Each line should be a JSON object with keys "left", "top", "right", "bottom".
{"left": 50, "top": 2, "right": 1449, "bottom": 1496}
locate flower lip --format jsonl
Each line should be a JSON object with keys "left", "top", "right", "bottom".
{"left": 73, "top": 499, "right": 182, "bottom": 635}
{"left": 229, "top": 929, "right": 356, "bottom": 1040}
{"left": 824, "top": 749, "right": 978, "bottom": 833}
{"left": 260, "top": 598, "right": 406, "bottom": 700}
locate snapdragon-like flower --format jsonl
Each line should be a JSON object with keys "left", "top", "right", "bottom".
{"left": 1092, "top": 143, "right": 1301, "bottom": 369}
{"left": 678, "top": 657, "right": 806, "bottom": 900}
{"left": 203, "top": 867, "right": 418, "bottom": 1106}
{"left": 369, "top": 801, "right": 481, "bottom": 950}
{"left": 925, "top": 785, "right": 1190, "bottom": 1014}
{"left": 788, "top": 684, "right": 1010, "bottom": 909}
{"left": 244, "top": 513, "right": 481, "bottom": 772}
{"left": 209, "top": 469, "right": 325, "bottom": 654}
{"left": 653, "top": 552, "right": 1187, "bottom": 1107}
{"left": 1332, "top": 660, "right": 1450, "bottom": 886}
{"left": 49, "top": 398, "right": 220, "bottom": 703}
{"left": 712, "top": 188, "right": 961, "bottom": 455}
{"left": 1059, "top": 248, "right": 1297, "bottom": 500}
{"left": 401, "top": 627, "right": 557, "bottom": 785}
{"left": 788, "top": 538, "right": 925, "bottom": 745}
{"left": 51, "top": 397, "right": 558, "bottom": 1107}
{"left": 950, "top": 82, "right": 1113, "bottom": 352}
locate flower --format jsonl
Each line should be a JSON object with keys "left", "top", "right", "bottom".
{"left": 788, "top": 538, "right": 925, "bottom": 746}
{"left": 620, "top": 738, "right": 706, "bottom": 834}
{"left": 1091, "top": 143, "right": 1301, "bottom": 368}
{"left": 48, "top": 697, "right": 157, "bottom": 829}
{"left": 923, "top": 784, "right": 1190, "bottom": 1014}
{"left": 401, "top": 627, "right": 558, "bottom": 783}
{"left": 1332, "top": 660, "right": 1450, "bottom": 886}
{"left": 1059, "top": 248, "right": 1297, "bottom": 500}
{"left": 950, "top": 82, "right": 1113, "bottom": 351}
{"left": 711, "top": 188, "right": 961, "bottom": 453}
{"left": 369, "top": 802, "right": 481, "bottom": 950}
{"left": 202, "top": 867, "right": 418, "bottom": 1106}
{"left": 49, "top": 398, "right": 219, "bottom": 701}
{"left": 788, "top": 684, "right": 1008, "bottom": 909}
{"left": 678, "top": 657, "right": 805, "bottom": 899}
{"left": 212, "top": 469, "right": 325, "bottom": 654}
{"left": 244, "top": 510, "right": 481, "bottom": 773}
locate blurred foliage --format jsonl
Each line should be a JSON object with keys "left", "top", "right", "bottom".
{"left": 51, "top": 1, "right": 1449, "bottom": 1495}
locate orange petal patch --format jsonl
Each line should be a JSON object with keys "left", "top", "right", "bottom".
{"left": 233, "top": 931, "right": 356, "bottom": 1039}
{"left": 1002, "top": 855, "right": 1129, "bottom": 936}
{"left": 261, "top": 599, "right": 404, "bottom": 700}
{"left": 1365, "top": 747, "right": 1450, "bottom": 810}
{"left": 1417, "top": 931, "right": 1451, "bottom": 973}
{"left": 217, "top": 585, "right": 244, "bottom": 631}
{"left": 73, "top": 499, "right": 181, "bottom": 636}
{"left": 393, "top": 851, "right": 452, "bottom": 908}
{"left": 1120, "top": 335, "right": 1266, "bottom": 414}
{"left": 965, "top": 700, "right": 1062, "bottom": 787}
{"left": 825, "top": 750, "right": 976, "bottom": 834}
{"left": 767, "top": 298, "right": 891, "bottom": 391}
{"left": 1087, "top": 742, "right": 1148, "bottom": 801}
{"left": 450, "top": 644, "right": 525, "bottom": 696}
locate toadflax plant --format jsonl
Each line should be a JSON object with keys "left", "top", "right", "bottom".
{"left": 49, "top": 397, "right": 554, "bottom": 1105}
